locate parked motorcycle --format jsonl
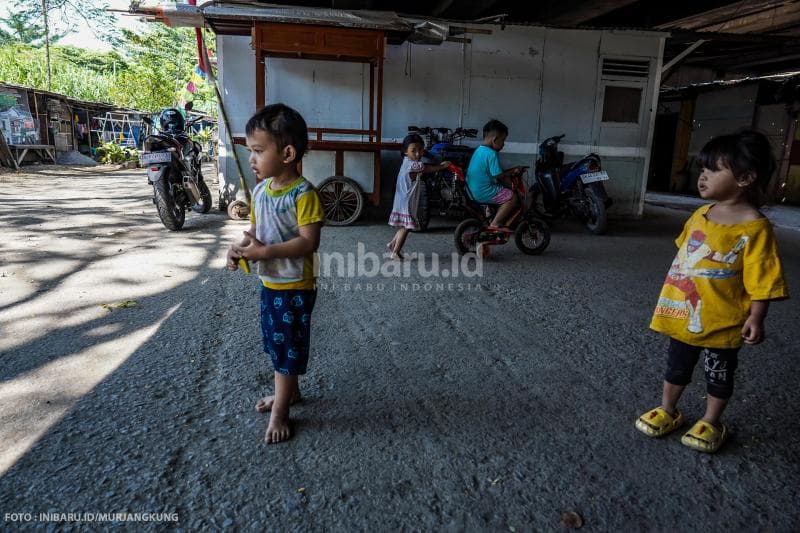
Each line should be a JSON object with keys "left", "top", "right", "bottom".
{"left": 531, "top": 134, "right": 612, "bottom": 234}
{"left": 141, "top": 108, "right": 212, "bottom": 231}
{"left": 407, "top": 125, "right": 478, "bottom": 231}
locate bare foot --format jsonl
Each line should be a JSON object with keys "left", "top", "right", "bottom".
{"left": 255, "top": 393, "right": 301, "bottom": 413}
{"left": 265, "top": 412, "right": 292, "bottom": 444}
{"left": 390, "top": 251, "right": 404, "bottom": 261}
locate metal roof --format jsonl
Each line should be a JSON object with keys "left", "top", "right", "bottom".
{"left": 125, "top": 0, "right": 800, "bottom": 76}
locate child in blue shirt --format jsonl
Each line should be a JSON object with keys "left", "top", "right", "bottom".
{"left": 466, "top": 119, "right": 525, "bottom": 232}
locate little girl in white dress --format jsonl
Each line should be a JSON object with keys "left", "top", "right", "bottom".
{"left": 387, "top": 133, "right": 449, "bottom": 259}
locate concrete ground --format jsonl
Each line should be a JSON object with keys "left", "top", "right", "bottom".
{"left": 0, "top": 164, "right": 798, "bottom": 531}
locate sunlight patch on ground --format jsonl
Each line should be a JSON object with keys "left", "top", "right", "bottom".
{"left": 0, "top": 304, "right": 181, "bottom": 476}
{"left": 0, "top": 249, "right": 204, "bottom": 353}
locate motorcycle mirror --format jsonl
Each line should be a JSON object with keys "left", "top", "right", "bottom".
{"left": 142, "top": 116, "right": 153, "bottom": 126}
{"left": 408, "top": 125, "right": 420, "bottom": 132}
{"left": 467, "top": 129, "right": 478, "bottom": 136}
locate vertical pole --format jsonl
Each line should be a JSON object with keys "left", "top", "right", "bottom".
{"left": 774, "top": 107, "right": 798, "bottom": 203}
{"left": 369, "top": 63, "right": 374, "bottom": 141}
{"left": 376, "top": 36, "right": 384, "bottom": 145}
{"left": 371, "top": 33, "right": 384, "bottom": 206}
{"left": 255, "top": 26, "right": 265, "bottom": 109}
{"left": 42, "top": 0, "right": 51, "bottom": 91}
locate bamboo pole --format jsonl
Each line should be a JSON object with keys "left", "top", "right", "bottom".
{"left": 42, "top": 0, "right": 51, "bottom": 90}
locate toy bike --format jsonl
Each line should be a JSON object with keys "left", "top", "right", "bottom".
{"left": 452, "top": 165, "right": 551, "bottom": 257}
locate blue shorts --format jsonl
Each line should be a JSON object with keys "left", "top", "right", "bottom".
{"left": 260, "top": 286, "right": 317, "bottom": 375}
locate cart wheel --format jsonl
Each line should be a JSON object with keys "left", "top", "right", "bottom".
{"left": 318, "top": 176, "right": 364, "bottom": 226}
{"left": 227, "top": 200, "right": 249, "bottom": 220}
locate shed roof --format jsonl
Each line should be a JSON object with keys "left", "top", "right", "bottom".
{"left": 127, "top": 0, "right": 800, "bottom": 76}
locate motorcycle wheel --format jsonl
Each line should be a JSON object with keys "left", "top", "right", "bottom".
{"left": 191, "top": 175, "right": 213, "bottom": 213}
{"left": 454, "top": 218, "right": 482, "bottom": 256}
{"left": 154, "top": 178, "right": 185, "bottom": 231}
{"left": 318, "top": 176, "right": 364, "bottom": 226}
{"left": 415, "top": 180, "right": 430, "bottom": 232}
{"left": 583, "top": 185, "right": 608, "bottom": 235}
{"left": 514, "top": 218, "right": 551, "bottom": 255}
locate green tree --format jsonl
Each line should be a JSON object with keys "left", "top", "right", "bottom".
{"left": 116, "top": 26, "right": 217, "bottom": 113}
{"left": 9, "top": 0, "right": 117, "bottom": 89}
{"left": 0, "top": 25, "right": 218, "bottom": 115}
{"left": 11, "top": 0, "right": 116, "bottom": 42}
{"left": 0, "top": 11, "right": 66, "bottom": 45}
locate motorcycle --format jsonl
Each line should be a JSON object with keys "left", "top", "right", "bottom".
{"left": 407, "top": 125, "right": 478, "bottom": 231}
{"left": 452, "top": 164, "right": 551, "bottom": 257}
{"left": 141, "top": 108, "right": 212, "bottom": 231}
{"left": 531, "top": 134, "right": 612, "bottom": 235}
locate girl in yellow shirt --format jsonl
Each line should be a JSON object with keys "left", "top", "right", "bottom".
{"left": 635, "top": 130, "right": 788, "bottom": 453}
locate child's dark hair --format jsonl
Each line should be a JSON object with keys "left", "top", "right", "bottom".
{"left": 245, "top": 103, "right": 308, "bottom": 159}
{"left": 402, "top": 133, "right": 424, "bottom": 154}
{"left": 698, "top": 130, "right": 776, "bottom": 202}
{"left": 483, "top": 119, "right": 508, "bottom": 138}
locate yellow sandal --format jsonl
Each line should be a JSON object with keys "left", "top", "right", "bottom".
{"left": 681, "top": 420, "right": 727, "bottom": 453}
{"left": 635, "top": 407, "right": 685, "bottom": 437}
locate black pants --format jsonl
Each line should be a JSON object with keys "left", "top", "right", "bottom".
{"left": 664, "top": 338, "right": 740, "bottom": 399}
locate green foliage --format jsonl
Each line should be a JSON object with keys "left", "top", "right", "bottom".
{"left": 0, "top": 11, "right": 65, "bottom": 46}
{"left": 57, "top": 46, "right": 127, "bottom": 75}
{"left": 0, "top": 44, "right": 115, "bottom": 102}
{"left": 0, "top": 26, "right": 218, "bottom": 115}
{"left": 117, "top": 26, "right": 216, "bottom": 113}
{"left": 190, "top": 126, "right": 215, "bottom": 146}
{"left": 8, "top": 0, "right": 117, "bottom": 46}
{"left": 95, "top": 140, "right": 138, "bottom": 165}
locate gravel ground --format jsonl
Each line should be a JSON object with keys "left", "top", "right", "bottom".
{"left": 0, "top": 164, "right": 798, "bottom": 531}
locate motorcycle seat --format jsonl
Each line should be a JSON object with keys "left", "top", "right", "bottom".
{"left": 559, "top": 161, "right": 579, "bottom": 173}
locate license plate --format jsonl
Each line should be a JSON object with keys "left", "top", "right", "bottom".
{"left": 140, "top": 151, "right": 171, "bottom": 163}
{"left": 580, "top": 171, "right": 609, "bottom": 184}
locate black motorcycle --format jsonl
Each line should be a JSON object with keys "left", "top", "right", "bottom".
{"left": 407, "top": 125, "right": 478, "bottom": 231}
{"left": 141, "top": 108, "right": 212, "bottom": 230}
{"left": 531, "top": 134, "right": 612, "bottom": 235}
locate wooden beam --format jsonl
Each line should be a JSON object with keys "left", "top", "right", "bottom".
{"left": 661, "top": 40, "right": 706, "bottom": 75}
{"left": 656, "top": 0, "right": 793, "bottom": 31}
{"left": 0, "top": 129, "right": 17, "bottom": 169}
{"left": 694, "top": 3, "right": 800, "bottom": 34}
{"left": 449, "top": 26, "right": 493, "bottom": 35}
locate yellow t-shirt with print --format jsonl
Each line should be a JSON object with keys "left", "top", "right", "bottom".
{"left": 249, "top": 176, "right": 324, "bottom": 290}
{"left": 650, "top": 204, "right": 788, "bottom": 348}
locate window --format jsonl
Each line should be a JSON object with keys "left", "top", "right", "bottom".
{"left": 602, "top": 86, "right": 642, "bottom": 123}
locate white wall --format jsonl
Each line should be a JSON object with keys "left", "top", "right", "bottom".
{"left": 217, "top": 35, "right": 257, "bottom": 198}
{"left": 217, "top": 25, "right": 665, "bottom": 216}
